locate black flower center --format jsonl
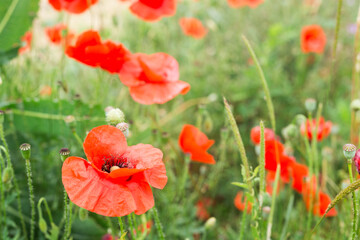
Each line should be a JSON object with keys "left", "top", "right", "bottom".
{"left": 101, "top": 156, "right": 128, "bottom": 173}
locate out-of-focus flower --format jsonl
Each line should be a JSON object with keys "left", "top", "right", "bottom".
{"left": 19, "top": 31, "right": 32, "bottom": 54}
{"left": 119, "top": 52, "right": 190, "bottom": 104}
{"left": 45, "top": 24, "right": 74, "bottom": 46}
{"left": 250, "top": 126, "right": 275, "bottom": 145}
{"left": 40, "top": 85, "right": 52, "bottom": 96}
{"left": 227, "top": 0, "right": 264, "bottom": 8}
{"left": 234, "top": 192, "right": 252, "bottom": 213}
{"left": 102, "top": 234, "right": 117, "bottom": 240}
{"left": 301, "top": 25, "right": 326, "bottom": 54}
{"left": 179, "top": 18, "right": 208, "bottom": 39}
{"left": 300, "top": 117, "right": 332, "bottom": 141}
{"left": 290, "top": 162, "right": 308, "bottom": 192}
{"left": 178, "top": 124, "right": 215, "bottom": 164}
{"left": 196, "top": 198, "right": 213, "bottom": 220}
{"left": 48, "top": 0, "right": 98, "bottom": 14}
{"left": 353, "top": 149, "right": 360, "bottom": 174}
{"left": 134, "top": 220, "right": 153, "bottom": 236}
{"left": 62, "top": 125, "right": 168, "bottom": 216}
{"left": 127, "top": 0, "right": 176, "bottom": 22}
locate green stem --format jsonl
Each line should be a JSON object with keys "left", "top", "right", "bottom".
{"left": 25, "top": 159, "right": 35, "bottom": 240}
{"left": 348, "top": 160, "right": 358, "bottom": 240}
{"left": 179, "top": 154, "right": 191, "bottom": 200}
{"left": 63, "top": 189, "right": 68, "bottom": 240}
{"left": 127, "top": 214, "right": 135, "bottom": 239}
{"left": 152, "top": 207, "right": 165, "bottom": 240}
{"left": 333, "top": 0, "right": 343, "bottom": 59}
{"left": 280, "top": 195, "right": 295, "bottom": 240}
{"left": 117, "top": 217, "right": 124, "bottom": 236}
{"left": 239, "top": 210, "right": 247, "bottom": 240}
{"left": 266, "top": 164, "right": 281, "bottom": 240}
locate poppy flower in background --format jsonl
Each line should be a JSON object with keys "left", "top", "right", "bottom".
{"left": 227, "top": 0, "right": 264, "bottom": 8}
{"left": 40, "top": 85, "right": 52, "bottom": 97}
{"left": 250, "top": 126, "right": 275, "bottom": 145}
{"left": 119, "top": 52, "right": 190, "bottom": 104}
{"left": 19, "top": 31, "right": 32, "bottom": 54}
{"left": 102, "top": 234, "right": 117, "bottom": 240}
{"left": 266, "top": 171, "right": 284, "bottom": 195}
{"left": 301, "top": 25, "right": 327, "bottom": 54}
{"left": 134, "top": 220, "right": 153, "bottom": 236}
{"left": 196, "top": 198, "right": 213, "bottom": 220}
{"left": 264, "top": 140, "right": 284, "bottom": 171}
{"left": 290, "top": 162, "right": 309, "bottom": 192}
{"left": 300, "top": 117, "right": 332, "bottom": 141}
{"left": 353, "top": 149, "right": 360, "bottom": 174}
{"left": 48, "top": 0, "right": 98, "bottom": 14}
{"left": 66, "top": 30, "right": 131, "bottom": 73}
{"left": 45, "top": 24, "right": 74, "bottom": 46}
{"left": 179, "top": 18, "right": 208, "bottom": 39}
{"left": 178, "top": 124, "right": 215, "bottom": 164}
{"left": 234, "top": 192, "right": 252, "bottom": 213}
{"left": 62, "top": 125, "right": 168, "bottom": 217}
{"left": 128, "top": 0, "right": 176, "bottom": 22}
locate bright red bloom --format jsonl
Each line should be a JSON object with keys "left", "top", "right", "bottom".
{"left": 250, "top": 126, "right": 275, "bottom": 145}
{"left": 234, "top": 192, "right": 252, "bottom": 213}
{"left": 66, "top": 30, "right": 131, "bottom": 73}
{"left": 227, "top": 0, "right": 264, "bottom": 8}
{"left": 48, "top": 0, "right": 98, "bottom": 14}
{"left": 353, "top": 149, "right": 360, "bottom": 174}
{"left": 301, "top": 25, "right": 326, "bottom": 54}
{"left": 62, "top": 125, "right": 167, "bottom": 217}
{"left": 19, "top": 31, "right": 32, "bottom": 54}
{"left": 129, "top": 0, "right": 176, "bottom": 22}
{"left": 300, "top": 117, "right": 332, "bottom": 141}
{"left": 119, "top": 52, "right": 190, "bottom": 104}
{"left": 178, "top": 124, "right": 215, "bottom": 164}
{"left": 196, "top": 198, "right": 213, "bottom": 220}
{"left": 290, "top": 162, "right": 309, "bottom": 192}
{"left": 45, "top": 24, "right": 74, "bottom": 46}
{"left": 179, "top": 18, "right": 208, "bottom": 39}
{"left": 264, "top": 140, "right": 284, "bottom": 171}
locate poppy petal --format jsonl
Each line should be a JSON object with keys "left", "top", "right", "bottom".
{"left": 129, "top": 0, "right": 176, "bottom": 22}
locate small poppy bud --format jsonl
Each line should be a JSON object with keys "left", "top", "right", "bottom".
{"left": 205, "top": 217, "right": 216, "bottom": 229}
{"left": 0, "top": 110, "right": 4, "bottom": 124}
{"left": 79, "top": 207, "right": 88, "bottom": 221}
{"left": 305, "top": 98, "right": 316, "bottom": 112}
{"left": 106, "top": 108, "right": 125, "bottom": 126}
{"left": 116, "top": 122, "right": 129, "bottom": 137}
{"left": 59, "top": 148, "right": 70, "bottom": 162}
{"left": 353, "top": 149, "right": 360, "bottom": 174}
{"left": 2, "top": 167, "right": 13, "bottom": 183}
{"left": 294, "top": 114, "right": 306, "bottom": 126}
{"left": 351, "top": 99, "right": 360, "bottom": 112}
{"left": 343, "top": 144, "right": 357, "bottom": 160}
{"left": 19, "top": 143, "right": 31, "bottom": 160}
{"left": 39, "top": 218, "right": 47, "bottom": 233}
{"left": 282, "top": 124, "right": 298, "bottom": 140}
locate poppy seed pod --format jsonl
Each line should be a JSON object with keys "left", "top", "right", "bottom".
{"left": 343, "top": 144, "right": 357, "bottom": 160}
{"left": 282, "top": 124, "right": 298, "bottom": 140}
{"left": 20, "top": 143, "right": 31, "bottom": 160}
{"left": 351, "top": 99, "right": 360, "bottom": 112}
{"left": 294, "top": 114, "right": 307, "bottom": 126}
{"left": 106, "top": 108, "right": 125, "bottom": 126}
{"left": 59, "top": 148, "right": 70, "bottom": 162}
{"left": 116, "top": 122, "right": 129, "bottom": 137}
{"left": 38, "top": 218, "right": 47, "bottom": 233}
{"left": 305, "top": 98, "right": 316, "bottom": 112}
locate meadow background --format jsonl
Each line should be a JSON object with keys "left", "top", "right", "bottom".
{"left": 0, "top": 0, "right": 359, "bottom": 239}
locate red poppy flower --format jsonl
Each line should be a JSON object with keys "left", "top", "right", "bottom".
{"left": 128, "top": 0, "right": 176, "bottom": 22}
{"left": 234, "top": 192, "right": 252, "bottom": 213}
{"left": 66, "top": 30, "right": 131, "bottom": 73}
{"left": 300, "top": 117, "right": 332, "bottom": 141}
{"left": 227, "top": 0, "right": 264, "bottom": 8}
{"left": 250, "top": 126, "right": 275, "bottom": 145}
{"left": 119, "top": 52, "right": 190, "bottom": 104}
{"left": 290, "top": 162, "right": 309, "bottom": 192}
{"left": 264, "top": 140, "right": 284, "bottom": 171}
{"left": 196, "top": 198, "right": 213, "bottom": 220}
{"left": 48, "top": 0, "right": 98, "bottom": 14}
{"left": 266, "top": 171, "right": 284, "bottom": 195}
{"left": 45, "top": 24, "right": 74, "bottom": 46}
{"left": 353, "top": 149, "right": 360, "bottom": 174}
{"left": 62, "top": 125, "right": 167, "bottom": 217}
{"left": 134, "top": 220, "right": 153, "bottom": 235}
{"left": 19, "top": 31, "right": 32, "bottom": 54}
{"left": 178, "top": 124, "right": 215, "bottom": 164}
{"left": 102, "top": 234, "right": 117, "bottom": 240}
{"left": 179, "top": 18, "right": 208, "bottom": 39}
{"left": 301, "top": 25, "right": 326, "bottom": 54}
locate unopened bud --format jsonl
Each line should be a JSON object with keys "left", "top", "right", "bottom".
{"left": 343, "top": 144, "right": 357, "bottom": 160}
{"left": 39, "top": 218, "right": 47, "bottom": 233}
{"left": 116, "top": 122, "right": 129, "bottom": 137}
{"left": 106, "top": 108, "right": 125, "bottom": 126}
{"left": 205, "top": 217, "right": 216, "bottom": 229}
{"left": 294, "top": 114, "right": 306, "bottom": 126}
{"left": 282, "top": 124, "right": 298, "bottom": 140}
{"left": 59, "top": 148, "right": 70, "bottom": 162}
{"left": 2, "top": 167, "right": 13, "bottom": 183}
{"left": 203, "top": 117, "right": 213, "bottom": 133}
{"left": 351, "top": 99, "right": 360, "bottom": 111}
{"left": 305, "top": 98, "right": 316, "bottom": 112}
{"left": 19, "top": 143, "right": 31, "bottom": 160}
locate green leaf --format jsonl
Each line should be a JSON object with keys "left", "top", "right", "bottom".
{"left": 231, "top": 182, "right": 249, "bottom": 189}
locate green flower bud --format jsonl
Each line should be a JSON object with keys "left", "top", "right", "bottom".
{"left": 59, "top": 148, "right": 70, "bottom": 162}
{"left": 19, "top": 143, "right": 31, "bottom": 160}
{"left": 106, "top": 108, "right": 125, "bottom": 126}
{"left": 39, "top": 218, "right": 47, "bottom": 233}
{"left": 343, "top": 144, "right": 357, "bottom": 160}
{"left": 305, "top": 98, "right": 316, "bottom": 112}
{"left": 351, "top": 99, "right": 360, "bottom": 111}
{"left": 205, "top": 217, "right": 216, "bottom": 229}
{"left": 294, "top": 114, "right": 306, "bottom": 126}
{"left": 281, "top": 124, "right": 298, "bottom": 140}
{"left": 2, "top": 167, "right": 13, "bottom": 183}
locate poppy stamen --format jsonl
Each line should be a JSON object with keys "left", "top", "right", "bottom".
{"left": 101, "top": 156, "right": 129, "bottom": 173}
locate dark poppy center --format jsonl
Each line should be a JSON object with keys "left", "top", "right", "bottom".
{"left": 101, "top": 156, "right": 128, "bottom": 173}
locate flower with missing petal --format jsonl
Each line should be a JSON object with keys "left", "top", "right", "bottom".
{"left": 62, "top": 125, "right": 167, "bottom": 217}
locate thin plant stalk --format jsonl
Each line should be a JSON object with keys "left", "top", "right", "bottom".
{"left": 348, "top": 159, "right": 358, "bottom": 240}
{"left": 280, "top": 195, "right": 295, "bottom": 240}
{"left": 118, "top": 217, "right": 124, "bottom": 236}
{"left": 127, "top": 214, "right": 136, "bottom": 239}
{"left": 25, "top": 158, "right": 35, "bottom": 240}
{"left": 152, "top": 207, "right": 165, "bottom": 240}
{"left": 332, "top": 0, "right": 343, "bottom": 60}
{"left": 239, "top": 208, "right": 248, "bottom": 240}
{"left": 266, "top": 164, "right": 281, "bottom": 240}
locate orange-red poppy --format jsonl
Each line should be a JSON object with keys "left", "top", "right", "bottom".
{"left": 48, "top": 0, "right": 98, "bottom": 14}
{"left": 66, "top": 30, "right": 131, "bottom": 73}
{"left": 178, "top": 124, "right": 215, "bottom": 164}
{"left": 234, "top": 192, "right": 252, "bottom": 213}
{"left": 264, "top": 140, "right": 284, "bottom": 171}
{"left": 179, "top": 18, "right": 208, "bottom": 39}
{"left": 45, "top": 24, "right": 74, "bottom": 46}
{"left": 128, "top": 0, "right": 176, "bottom": 22}
{"left": 250, "top": 126, "right": 275, "bottom": 145}
{"left": 119, "top": 52, "right": 190, "bottom": 104}
{"left": 227, "top": 0, "right": 264, "bottom": 8}
{"left": 300, "top": 117, "right": 332, "bottom": 141}
{"left": 196, "top": 198, "right": 213, "bottom": 220}
{"left": 102, "top": 234, "right": 117, "bottom": 240}
{"left": 62, "top": 125, "right": 168, "bottom": 217}
{"left": 301, "top": 25, "right": 326, "bottom": 54}
{"left": 40, "top": 85, "right": 52, "bottom": 97}
{"left": 290, "top": 162, "right": 308, "bottom": 192}
{"left": 19, "top": 31, "right": 32, "bottom": 54}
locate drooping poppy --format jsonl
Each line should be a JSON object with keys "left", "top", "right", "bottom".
{"left": 290, "top": 162, "right": 309, "bottom": 192}
{"left": 234, "top": 192, "right": 252, "bottom": 213}
{"left": 128, "top": 0, "right": 176, "bottom": 22}
{"left": 62, "top": 125, "right": 168, "bottom": 217}
{"left": 227, "top": 0, "right": 264, "bottom": 8}
{"left": 178, "top": 124, "right": 215, "bottom": 164}
{"left": 179, "top": 18, "right": 208, "bottom": 39}
{"left": 19, "top": 31, "right": 32, "bottom": 54}
{"left": 48, "top": 0, "right": 98, "bottom": 14}
{"left": 119, "top": 52, "right": 190, "bottom": 104}
{"left": 45, "top": 24, "right": 74, "bottom": 46}
{"left": 301, "top": 25, "right": 326, "bottom": 54}
{"left": 196, "top": 198, "right": 213, "bottom": 220}
{"left": 300, "top": 117, "right": 332, "bottom": 141}
{"left": 250, "top": 126, "right": 275, "bottom": 145}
